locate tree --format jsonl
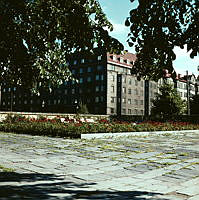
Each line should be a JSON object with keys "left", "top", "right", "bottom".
{"left": 151, "top": 84, "right": 186, "bottom": 119}
{"left": 190, "top": 94, "right": 199, "bottom": 115}
{"left": 77, "top": 102, "right": 89, "bottom": 114}
{"left": 126, "top": 0, "right": 198, "bottom": 80}
{"left": 0, "top": 0, "right": 123, "bottom": 88}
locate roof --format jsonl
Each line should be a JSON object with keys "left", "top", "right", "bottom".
{"left": 107, "top": 52, "right": 137, "bottom": 67}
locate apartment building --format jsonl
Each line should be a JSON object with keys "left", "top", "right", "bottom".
{"left": 0, "top": 50, "right": 151, "bottom": 115}
{"left": 0, "top": 49, "right": 198, "bottom": 115}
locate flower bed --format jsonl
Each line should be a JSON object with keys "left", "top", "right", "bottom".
{"left": 0, "top": 114, "right": 199, "bottom": 138}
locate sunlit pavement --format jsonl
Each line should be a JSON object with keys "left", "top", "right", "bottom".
{"left": 0, "top": 131, "right": 199, "bottom": 200}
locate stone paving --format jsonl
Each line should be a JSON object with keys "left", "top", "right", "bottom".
{"left": 0, "top": 131, "right": 199, "bottom": 199}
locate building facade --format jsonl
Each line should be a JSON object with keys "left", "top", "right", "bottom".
{"left": 0, "top": 50, "right": 198, "bottom": 115}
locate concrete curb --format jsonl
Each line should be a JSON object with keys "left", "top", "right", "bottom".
{"left": 81, "top": 129, "right": 199, "bottom": 139}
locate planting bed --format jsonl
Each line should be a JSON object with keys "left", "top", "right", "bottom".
{"left": 0, "top": 114, "right": 199, "bottom": 138}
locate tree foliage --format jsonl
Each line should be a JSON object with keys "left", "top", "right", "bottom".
{"left": 126, "top": 0, "right": 199, "bottom": 80}
{"left": 190, "top": 94, "right": 199, "bottom": 115}
{"left": 0, "top": 0, "right": 123, "bottom": 88}
{"left": 151, "top": 83, "right": 186, "bottom": 118}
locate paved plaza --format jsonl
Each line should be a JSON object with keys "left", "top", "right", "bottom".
{"left": 0, "top": 131, "right": 199, "bottom": 199}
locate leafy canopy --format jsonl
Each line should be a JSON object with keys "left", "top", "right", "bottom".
{"left": 126, "top": 0, "right": 198, "bottom": 80}
{"left": 0, "top": 0, "right": 123, "bottom": 88}
{"left": 151, "top": 83, "right": 186, "bottom": 118}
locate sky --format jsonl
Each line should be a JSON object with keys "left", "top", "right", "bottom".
{"left": 98, "top": 0, "right": 199, "bottom": 76}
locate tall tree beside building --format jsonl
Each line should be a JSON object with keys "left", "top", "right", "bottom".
{"left": 126, "top": 0, "right": 198, "bottom": 80}
{"left": 0, "top": 0, "right": 123, "bottom": 88}
{"left": 190, "top": 94, "right": 199, "bottom": 115}
{"left": 151, "top": 84, "right": 186, "bottom": 119}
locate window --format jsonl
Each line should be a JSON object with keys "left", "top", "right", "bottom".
{"left": 72, "top": 88, "right": 75, "bottom": 94}
{"left": 123, "top": 68, "right": 127, "bottom": 73}
{"left": 118, "top": 76, "right": 121, "bottom": 82}
{"left": 30, "top": 100, "right": 33, "bottom": 104}
{"left": 122, "top": 98, "right": 126, "bottom": 103}
{"left": 87, "top": 77, "right": 92, "bottom": 82}
{"left": 97, "top": 65, "right": 103, "bottom": 71}
{"left": 81, "top": 59, "right": 85, "bottom": 63}
{"left": 101, "top": 85, "right": 104, "bottom": 92}
{"left": 135, "top": 80, "right": 138, "bottom": 86}
{"left": 96, "top": 75, "right": 100, "bottom": 80}
{"left": 95, "top": 96, "right": 99, "bottom": 103}
{"left": 111, "top": 97, "right": 115, "bottom": 103}
{"left": 128, "top": 109, "right": 132, "bottom": 114}
{"left": 111, "top": 86, "right": 114, "bottom": 93}
{"left": 135, "top": 89, "right": 138, "bottom": 95}
{"left": 111, "top": 75, "right": 115, "bottom": 82}
{"left": 128, "top": 88, "right": 131, "bottom": 94}
{"left": 128, "top": 99, "right": 131, "bottom": 104}
{"left": 122, "top": 109, "right": 126, "bottom": 114}
{"left": 110, "top": 108, "right": 114, "bottom": 114}
{"left": 87, "top": 67, "right": 92, "bottom": 72}
{"left": 134, "top": 109, "right": 138, "bottom": 115}
{"left": 79, "top": 68, "right": 83, "bottom": 73}
{"left": 79, "top": 88, "right": 83, "bottom": 94}
{"left": 79, "top": 78, "right": 83, "bottom": 83}
{"left": 96, "top": 86, "right": 100, "bottom": 92}
{"left": 140, "top": 90, "right": 144, "bottom": 96}
{"left": 140, "top": 100, "right": 143, "bottom": 105}
{"left": 24, "top": 100, "right": 27, "bottom": 104}
{"left": 128, "top": 79, "right": 132, "bottom": 85}
{"left": 108, "top": 64, "right": 115, "bottom": 71}
{"left": 64, "top": 89, "right": 67, "bottom": 95}
{"left": 122, "top": 77, "right": 126, "bottom": 83}
{"left": 13, "top": 87, "right": 16, "bottom": 91}
{"left": 122, "top": 87, "right": 126, "bottom": 93}
{"left": 73, "top": 60, "right": 77, "bottom": 65}
{"left": 134, "top": 99, "right": 138, "bottom": 105}
{"left": 97, "top": 55, "right": 102, "bottom": 61}
{"left": 72, "top": 69, "right": 76, "bottom": 74}
{"left": 72, "top": 80, "right": 75, "bottom": 85}
{"left": 100, "top": 96, "right": 104, "bottom": 102}
{"left": 101, "top": 75, "right": 104, "bottom": 81}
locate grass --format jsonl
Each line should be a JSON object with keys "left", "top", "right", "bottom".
{"left": 0, "top": 165, "right": 15, "bottom": 172}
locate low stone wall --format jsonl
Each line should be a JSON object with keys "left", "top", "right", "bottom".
{"left": 0, "top": 111, "right": 109, "bottom": 122}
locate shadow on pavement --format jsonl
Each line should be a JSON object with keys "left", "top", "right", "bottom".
{"left": 0, "top": 172, "right": 164, "bottom": 199}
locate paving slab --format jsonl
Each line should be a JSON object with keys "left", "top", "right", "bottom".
{"left": 0, "top": 130, "right": 199, "bottom": 199}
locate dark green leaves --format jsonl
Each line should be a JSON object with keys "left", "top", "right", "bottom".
{"left": 126, "top": 0, "right": 198, "bottom": 80}
{"left": 0, "top": 0, "right": 123, "bottom": 88}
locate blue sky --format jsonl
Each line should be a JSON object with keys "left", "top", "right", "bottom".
{"left": 98, "top": 0, "right": 199, "bottom": 76}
